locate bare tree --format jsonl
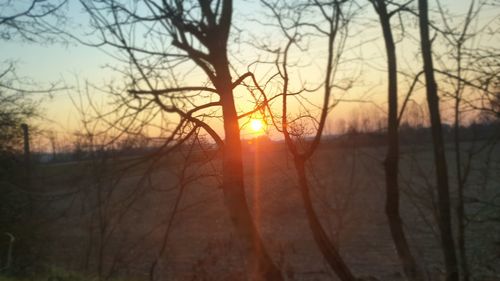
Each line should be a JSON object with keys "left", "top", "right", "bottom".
{"left": 386, "top": 1, "right": 499, "bottom": 278}
{"left": 0, "top": 0, "right": 67, "bottom": 162}
{"left": 418, "top": 0, "right": 459, "bottom": 279}
{"left": 258, "top": 1, "right": 359, "bottom": 280}
{"left": 368, "top": 1, "right": 422, "bottom": 280}
{"left": 0, "top": 0, "right": 67, "bottom": 42}
{"left": 436, "top": 3, "right": 479, "bottom": 280}
{"left": 433, "top": 2, "right": 500, "bottom": 279}
{"left": 71, "top": 1, "right": 283, "bottom": 280}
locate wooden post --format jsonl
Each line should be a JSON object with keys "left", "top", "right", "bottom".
{"left": 21, "top": 123, "right": 30, "bottom": 174}
{"left": 21, "top": 123, "right": 33, "bottom": 214}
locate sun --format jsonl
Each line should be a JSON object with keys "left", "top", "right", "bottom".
{"left": 250, "top": 118, "right": 265, "bottom": 133}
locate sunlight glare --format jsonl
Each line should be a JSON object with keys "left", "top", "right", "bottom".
{"left": 250, "top": 119, "right": 264, "bottom": 133}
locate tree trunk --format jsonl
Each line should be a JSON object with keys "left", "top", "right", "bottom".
{"left": 374, "top": 1, "right": 421, "bottom": 280}
{"left": 418, "top": 1, "right": 459, "bottom": 280}
{"left": 294, "top": 157, "right": 356, "bottom": 281}
{"left": 216, "top": 61, "right": 283, "bottom": 281}
{"left": 453, "top": 37, "right": 469, "bottom": 281}
{"left": 454, "top": 109, "right": 469, "bottom": 281}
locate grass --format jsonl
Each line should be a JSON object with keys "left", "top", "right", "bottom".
{"left": 0, "top": 266, "right": 140, "bottom": 281}
{"left": 7, "top": 140, "right": 499, "bottom": 280}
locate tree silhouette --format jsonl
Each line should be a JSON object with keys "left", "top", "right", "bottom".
{"left": 259, "top": 0, "right": 358, "bottom": 279}
{"left": 368, "top": 1, "right": 422, "bottom": 280}
{"left": 418, "top": 0, "right": 459, "bottom": 279}
{"left": 0, "top": 0, "right": 67, "bottom": 42}
{"left": 74, "top": 1, "right": 283, "bottom": 280}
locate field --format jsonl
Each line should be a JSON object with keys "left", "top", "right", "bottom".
{"left": 19, "top": 139, "right": 500, "bottom": 280}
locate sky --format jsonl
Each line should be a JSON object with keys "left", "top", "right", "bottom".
{"left": 1, "top": 0, "right": 498, "bottom": 149}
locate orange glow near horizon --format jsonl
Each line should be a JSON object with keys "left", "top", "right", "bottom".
{"left": 250, "top": 118, "right": 265, "bottom": 135}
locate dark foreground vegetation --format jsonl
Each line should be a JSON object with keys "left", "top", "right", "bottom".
{"left": 2, "top": 125, "right": 500, "bottom": 281}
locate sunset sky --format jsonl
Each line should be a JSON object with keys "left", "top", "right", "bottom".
{"left": 1, "top": 0, "right": 498, "bottom": 146}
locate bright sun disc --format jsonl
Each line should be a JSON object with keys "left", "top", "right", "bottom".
{"left": 250, "top": 119, "right": 264, "bottom": 132}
